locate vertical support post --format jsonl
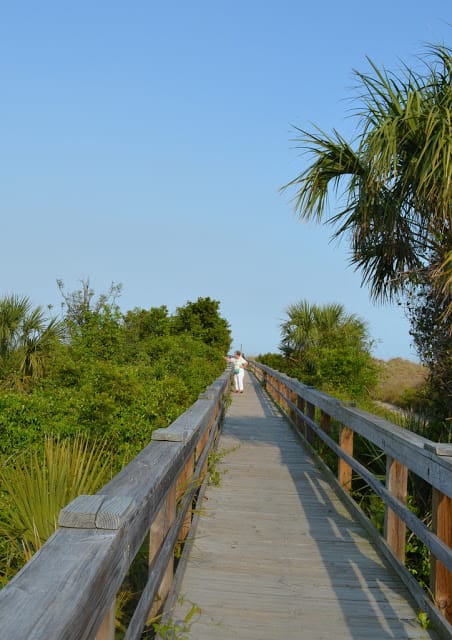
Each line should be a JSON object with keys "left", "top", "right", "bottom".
{"left": 279, "top": 380, "right": 286, "bottom": 411}
{"left": 306, "top": 402, "right": 315, "bottom": 445}
{"left": 384, "top": 456, "right": 408, "bottom": 563}
{"left": 269, "top": 374, "right": 276, "bottom": 402}
{"left": 296, "top": 395, "right": 306, "bottom": 437}
{"left": 196, "top": 415, "right": 213, "bottom": 484}
{"left": 338, "top": 425, "right": 353, "bottom": 493}
{"left": 319, "top": 411, "right": 331, "bottom": 457}
{"left": 289, "top": 390, "right": 297, "bottom": 424}
{"left": 177, "top": 453, "right": 195, "bottom": 543}
{"left": 148, "top": 485, "right": 176, "bottom": 619}
{"left": 320, "top": 411, "right": 331, "bottom": 435}
{"left": 431, "top": 489, "right": 452, "bottom": 623}
{"left": 95, "top": 603, "right": 115, "bottom": 640}
{"left": 282, "top": 382, "right": 289, "bottom": 414}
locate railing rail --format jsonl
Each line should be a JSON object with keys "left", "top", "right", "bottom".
{"left": 0, "top": 370, "right": 231, "bottom": 640}
{"left": 248, "top": 360, "right": 452, "bottom": 636}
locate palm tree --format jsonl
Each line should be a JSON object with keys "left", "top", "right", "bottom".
{"left": 282, "top": 45, "right": 451, "bottom": 315}
{"left": 280, "top": 300, "right": 376, "bottom": 396}
{"left": 0, "top": 294, "right": 63, "bottom": 389}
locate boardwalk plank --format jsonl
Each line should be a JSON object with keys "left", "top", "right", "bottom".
{"left": 169, "top": 372, "right": 439, "bottom": 639}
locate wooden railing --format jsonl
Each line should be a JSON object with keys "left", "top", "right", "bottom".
{"left": 0, "top": 369, "right": 231, "bottom": 640}
{"left": 1, "top": 362, "right": 451, "bottom": 638}
{"left": 249, "top": 360, "right": 452, "bottom": 637}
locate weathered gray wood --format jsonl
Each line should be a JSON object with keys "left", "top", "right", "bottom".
{"left": 58, "top": 494, "right": 135, "bottom": 530}
{"left": 256, "top": 363, "right": 452, "bottom": 496}
{"left": 425, "top": 443, "right": 452, "bottom": 457}
{"left": 168, "top": 372, "right": 447, "bottom": 639}
{"left": 0, "top": 373, "right": 230, "bottom": 640}
{"left": 124, "top": 414, "right": 220, "bottom": 640}
{"left": 152, "top": 397, "right": 216, "bottom": 442}
{"left": 289, "top": 398, "right": 452, "bottom": 572}
{"left": 96, "top": 495, "right": 136, "bottom": 529}
{"left": 1, "top": 362, "right": 449, "bottom": 639}
{"left": 58, "top": 494, "right": 105, "bottom": 528}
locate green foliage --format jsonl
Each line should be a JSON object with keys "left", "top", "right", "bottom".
{"left": 0, "top": 434, "right": 112, "bottom": 584}
{"left": 172, "top": 297, "right": 231, "bottom": 352}
{"left": 0, "top": 281, "right": 230, "bottom": 591}
{"left": 275, "top": 300, "right": 378, "bottom": 399}
{"left": 405, "top": 276, "right": 451, "bottom": 440}
{"left": 282, "top": 44, "right": 451, "bottom": 307}
{"left": 417, "top": 611, "right": 432, "bottom": 630}
{"left": 0, "top": 294, "right": 63, "bottom": 390}
{"left": 255, "top": 352, "right": 287, "bottom": 372}
{"left": 0, "top": 287, "right": 228, "bottom": 453}
{"left": 281, "top": 43, "right": 451, "bottom": 440}
{"left": 123, "top": 305, "right": 171, "bottom": 344}
{"left": 207, "top": 446, "right": 237, "bottom": 487}
{"left": 151, "top": 599, "right": 201, "bottom": 640}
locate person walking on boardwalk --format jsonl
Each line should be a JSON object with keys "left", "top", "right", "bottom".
{"left": 225, "top": 350, "right": 248, "bottom": 393}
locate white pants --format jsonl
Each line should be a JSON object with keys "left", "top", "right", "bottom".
{"left": 234, "top": 369, "right": 245, "bottom": 392}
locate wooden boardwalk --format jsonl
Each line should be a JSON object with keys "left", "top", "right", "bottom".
{"left": 168, "top": 371, "right": 439, "bottom": 639}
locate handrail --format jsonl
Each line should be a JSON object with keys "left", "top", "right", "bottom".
{"left": 0, "top": 369, "right": 231, "bottom": 640}
{"left": 248, "top": 360, "right": 452, "bottom": 636}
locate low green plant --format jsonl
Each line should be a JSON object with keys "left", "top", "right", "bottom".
{"left": 417, "top": 611, "right": 432, "bottom": 630}
{"left": 207, "top": 445, "right": 238, "bottom": 487}
{"left": 151, "top": 598, "right": 201, "bottom": 640}
{"left": 0, "top": 433, "right": 112, "bottom": 583}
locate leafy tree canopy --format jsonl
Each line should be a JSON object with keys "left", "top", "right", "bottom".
{"left": 172, "top": 296, "right": 231, "bottom": 352}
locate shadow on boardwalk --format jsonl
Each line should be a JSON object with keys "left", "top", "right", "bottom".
{"left": 168, "top": 372, "right": 438, "bottom": 640}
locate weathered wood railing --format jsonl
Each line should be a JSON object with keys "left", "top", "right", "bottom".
{"left": 249, "top": 360, "right": 452, "bottom": 636}
{"left": 0, "top": 369, "right": 231, "bottom": 640}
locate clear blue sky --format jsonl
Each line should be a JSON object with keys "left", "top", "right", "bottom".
{"left": 1, "top": 2, "right": 450, "bottom": 361}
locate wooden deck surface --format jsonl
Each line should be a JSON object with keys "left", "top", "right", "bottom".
{"left": 168, "top": 372, "right": 439, "bottom": 639}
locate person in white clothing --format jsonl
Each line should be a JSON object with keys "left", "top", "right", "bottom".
{"left": 225, "top": 350, "right": 248, "bottom": 393}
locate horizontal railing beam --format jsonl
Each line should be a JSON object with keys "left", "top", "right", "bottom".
{"left": 254, "top": 362, "right": 452, "bottom": 497}
{"left": 0, "top": 370, "right": 231, "bottom": 640}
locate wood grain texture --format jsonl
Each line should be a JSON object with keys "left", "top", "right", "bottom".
{"left": 169, "top": 372, "right": 442, "bottom": 640}
{"left": 254, "top": 364, "right": 452, "bottom": 496}
{"left": 0, "top": 372, "right": 231, "bottom": 640}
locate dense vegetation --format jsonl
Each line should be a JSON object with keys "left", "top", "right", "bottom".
{"left": 282, "top": 43, "right": 451, "bottom": 442}
{"left": 0, "top": 283, "right": 231, "bottom": 585}
{"left": 276, "top": 300, "right": 379, "bottom": 399}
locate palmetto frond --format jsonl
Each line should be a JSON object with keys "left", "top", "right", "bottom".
{"left": 282, "top": 44, "right": 452, "bottom": 315}
{"left": 0, "top": 434, "right": 112, "bottom": 577}
{"left": 0, "top": 295, "right": 64, "bottom": 388}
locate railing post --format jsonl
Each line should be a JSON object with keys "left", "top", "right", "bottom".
{"left": 296, "top": 395, "right": 306, "bottom": 437}
{"left": 431, "top": 489, "right": 452, "bottom": 623}
{"left": 268, "top": 373, "right": 275, "bottom": 402}
{"left": 282, "top": 382, "right": 290, "bottom": 413}
{"left": 320, "top": 411, "right": 331, "bottom": 435}
{"left": 306, "top": 402, "right": 315, "bottom": 444}
{"left": 384, "top": 456, "right": 408, "bottom": 563}
{"left": 148, "top": 485, "right": 176, "bottom": 619}
{"left": 197, "top": 411, "right": 215, "bottom": 483}
{"left": 319, "top": 411, "right": 331, "bottom": 457}
{"left": 338, "top": 424, "right": 353, "bottom": 493}
{"left": 177, "top": 453, "right": 195, "bottom": 544}
{"left": 95, "top": 604, "right": 115, "bottom": 640}
{"left": 289, "top": 390, "right": 297, "bottom": 424}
